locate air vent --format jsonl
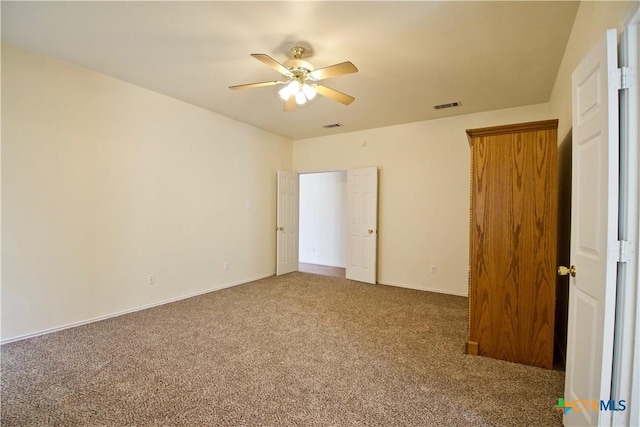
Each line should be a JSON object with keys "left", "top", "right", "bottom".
{"left": 322, "top": 123, "right": 343, "bottom": 129}
{"left": 434, "top": 101, "right": 461, "bottom": 110}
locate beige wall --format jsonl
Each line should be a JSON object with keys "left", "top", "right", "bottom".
{"left": 1, "top": 45, "right": 292, "bottom": 341}
{"left": 4, "top": 0, "right": 636, "bottom": 342}
{"left": 549, "top": 1, "right": 637, "bottom": 142}
{"left": 293, "top": 104, "right": 551, "bottom": 296}
{"left": 292, "top": 0, "right": 639, "bottom": 298}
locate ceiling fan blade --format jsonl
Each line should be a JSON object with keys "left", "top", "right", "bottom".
{"left": 314, "top": 84, "right": 355, "bottom": 105}
{"left": 310, "top": 61, "right": 358, "bottom": 80}
{"left": 229, "top": 81, "right": 283, "bottom": 90}
{"left": 251, "top": 53, "right": 293, "bottom": 77}
{"left": 283, "top": 95, "right": 297, "bottom": 112}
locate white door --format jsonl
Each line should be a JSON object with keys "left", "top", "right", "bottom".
{"left": 346, "top": 167, "right": 378, "bottom": 284}
{"left": 276, "top": 171, "right": 299, "bottom": 275}
{"left": 564, "top": 29, "right": 620, "bottom": 427}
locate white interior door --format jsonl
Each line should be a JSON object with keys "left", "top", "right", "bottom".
{"left": 346, "top": 167, "right": 378, "bottom": 284}
{"left": 564, "top": 29, "right": 620, "bottom": 427}
{"left": 276, "top": 171, "right": 299, "bottom": 275}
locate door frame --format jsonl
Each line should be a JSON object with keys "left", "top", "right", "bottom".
{"left": 612, "top": 7, "right": 640, "bottom": 426}
{"left": 280, "top": 167, "right": 380, "bottom": 283}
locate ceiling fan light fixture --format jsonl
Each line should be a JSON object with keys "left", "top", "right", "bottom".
{"left": 302, "top": 84, "right": 317, "bottom": 100}
{"left": 278, "top": 80, "right": 300, "bottom": 101}
{"left": 295, "top": 91, "right": 307, "bottom": 105}
{"left": 278, "top": 86, "right": 290, "bottom": 101}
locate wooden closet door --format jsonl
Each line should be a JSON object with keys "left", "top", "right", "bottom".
{"left": 467, "top": 120, "right": 558, "bottom": 369}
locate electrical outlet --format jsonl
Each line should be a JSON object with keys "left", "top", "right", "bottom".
{"left": 430, "top": 266, "right": 436, "bottom": 274}
{"left": 148, "top": 274, "right": 156, "bottom": 286}
{"left": 224, "top": 261, "right": 229, "bottom": 271}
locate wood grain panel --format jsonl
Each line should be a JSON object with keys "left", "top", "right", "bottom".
{"left": 467, "top": 120, "right": 558, "bottom": 369}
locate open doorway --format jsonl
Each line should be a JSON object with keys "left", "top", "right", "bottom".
{"left": 298, "top": 171, "right": 347, "bottom": 278}
{"left": 277, "top": 167, "right": 379, "bottom": 283}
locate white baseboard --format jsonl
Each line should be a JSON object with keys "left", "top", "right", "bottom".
{"left": 0, "top": 273, "right": 274, "bottom": 345}
{"left": 378, "top": 280, "right": 468, "bottom": 297}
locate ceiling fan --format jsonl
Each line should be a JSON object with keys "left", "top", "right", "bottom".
{"left": 229, "top": 46, "right": 358, "bottom": 111}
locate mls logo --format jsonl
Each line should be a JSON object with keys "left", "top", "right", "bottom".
{"left": 554, "top": 398, "right": 572, "bottom": 414}
{"left": 553, "top": 397, "right": 627, "bottom": 414}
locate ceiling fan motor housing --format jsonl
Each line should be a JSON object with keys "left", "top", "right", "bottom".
{"left": 283, "top": 59, "right": 313, "bottom": 74}
{"left": 284, "top": 59, "right": 315, "bottom": 82}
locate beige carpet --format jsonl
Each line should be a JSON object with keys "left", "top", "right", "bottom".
{"left": 1, "top": 272, "right": 564, "bottom": 426}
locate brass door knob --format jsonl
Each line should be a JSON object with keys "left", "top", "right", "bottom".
{"left": 558, "top": 265, "right": 577, "bottom": 277}
{"left": 276, "top": 226, "right": 284, "bottom": 231}
{"left": 368, "top": 229, "right": 374, "bottom": 234}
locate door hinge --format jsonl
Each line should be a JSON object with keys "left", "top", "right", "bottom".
{"left": 612, "top": 240, "right": 634, "bottom": 263}
{"left": 612, "top": 67, "right": 636, "bottom": 90}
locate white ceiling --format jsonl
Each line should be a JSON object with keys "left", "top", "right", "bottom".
{"left": 2, "top": 1, "right": 580, "bottom": 141}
